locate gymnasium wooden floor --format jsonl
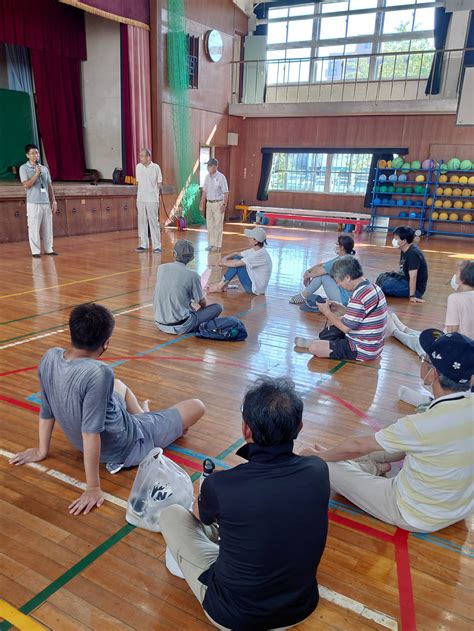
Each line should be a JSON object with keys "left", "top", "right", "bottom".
{"left": 0, "top": 223, "right": 472, "bottom": 631}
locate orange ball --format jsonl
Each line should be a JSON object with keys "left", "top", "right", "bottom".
{"left": 464, "top": 201, "right": 473, "bottom": 210}
{"left": 439, "top": 212, "right": 449, "bottom": 220}
{"left": 443, "top": 200, "right": 452, "bottom": 209}
{"left": 463, "top": 213, "right": 472, "bottom": 222}
{"left": 449, "top": 213, "right": 459, "bottom": 221}
{"left": 452, "top": 188, "right": 462, "bottom": 197}
{"left": 462, "top": 188, "right": 471, "bottom": 197}
{"left": 436, "top": 187, "right": 444, "bottom": 196}
{"left": 439, "top": 174, "right": 448, "bottom": 183}
{"left": 453, "top": 201, "right": 463, "bottom": 209}
{"left": 443, "top": 187, "right": 453, "bottom": 196}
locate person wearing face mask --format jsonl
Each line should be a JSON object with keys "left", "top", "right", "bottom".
{"left": 302, "top": 329, "right": 474, "bottom": 533}
{"left": 294, "top": 256, "right": 388, "bottom": 361}
{"left": 9, "top": 303, "right": 205, "bottom": 515}
{"left": 289, "top": 235, "right": 356, "bottom": 311}
{"left": 376, "top": 226, "right": 428, "bottom": 303}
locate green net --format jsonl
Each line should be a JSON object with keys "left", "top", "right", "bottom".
{"left": 167, "top": 0, "right": 205, "bottom": 225}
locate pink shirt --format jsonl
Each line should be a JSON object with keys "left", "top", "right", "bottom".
{"left": 445, "top": 291, "right": 474, "bottom": 338}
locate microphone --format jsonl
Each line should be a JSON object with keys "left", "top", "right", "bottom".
{"left": 36, "top": 159, "right": 45, "bottom": 189}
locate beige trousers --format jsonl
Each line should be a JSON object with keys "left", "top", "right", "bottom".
{"left": 206, "top": 200, "right": 225, "bottom": 248}
{"left": 327, "top": 451, "right": 427, "bottom": 532}
{"left": 137, "top": 201, "right": 161, "bottom": 250}
{"left": 160, "top": 505, "right": 296, "bottom": 631}
{"left": 26, "top": 203, "right": 53, "bottom": 255}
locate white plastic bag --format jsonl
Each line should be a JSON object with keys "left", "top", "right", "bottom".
{"left": 126, "top": 448, "right": 194, "bottom": 532}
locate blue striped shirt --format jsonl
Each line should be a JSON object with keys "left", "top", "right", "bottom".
{"left": 342, "top": 280, "right": 387, "bottom": 361}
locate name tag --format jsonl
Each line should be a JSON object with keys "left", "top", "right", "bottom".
{"left": 40, "top": 188, "right": 47, "bottom": 193}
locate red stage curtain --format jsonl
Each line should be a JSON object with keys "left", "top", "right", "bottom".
{"left": 31, "top": 51, "right": 86, "bottom": 180}
{"left": 59, "top": 0, "right": 150, "bottom": 29}
{"left": 120, "top": 24, "right": 134, "bottom": 178}
{"left": 0, "top": 0, "right": 86, "bottom": 59}
{"left": 128, "top": 26, "right": 152, "bottom": 166}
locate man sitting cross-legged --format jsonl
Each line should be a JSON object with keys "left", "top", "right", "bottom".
{"left": 10, "top": 303, "right": 205, "bottom": 516}
{"left": 304, "top": 330, "right": 473, "bottom": 533}
{"left": 160, "top": 377, "right": 330, "bottom": 631}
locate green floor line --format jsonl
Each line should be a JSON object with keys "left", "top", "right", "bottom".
{"left": 0, "top": 523, "right": 136, "bottom": 630}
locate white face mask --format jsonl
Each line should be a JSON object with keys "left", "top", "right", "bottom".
{"left": 450, "top": 274, "right": 459, "bottom": 291}
{"left": 392, "top": 238, "right": 400, "bottom": 248}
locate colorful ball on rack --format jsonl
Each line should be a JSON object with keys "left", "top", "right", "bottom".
{"left": 454, "top": 201, "right": 463, "bottom": 209}
{"left": 452, "top": 188, "right": 462, "bottom": 197}
{"left": 426, "top": 197, "right": 433, "bottom": 206}
{"left": 440, "top": 163, "right": 448, "bottom": 173}
{"left": 436, "top": 187, "right": 444, "bottom": 196}
{"left": 439, "top": 174, "right": 448, "bottom": 183}
{"left": 379, "top": 174, "right": 387, "bottom": 182}
{"left": 462, "top": 188, "right": 471, "bottom": 197}
{"left": 411, "top": 160, "right": 421, "bottom": 170}
{"left": 395, "top": 186, "right": 404, "bottom": 193}
{"left": 447, "top": 158, "right": 461, "bottom": 170}
{"left": 460, "top": 159, "right": 472, "bottom": 170}
{"left": 380, "top": 185, "right": 388, "bottom": 192}
{"left": 449, "top": 175, "right": 459, "bottom": 184}
{"left": 405, "top": 187, "right": 413, "bottom": 194}
{"left": 463, "top": 213, "right": 473, "bottom": 222}
{"left": 387, "top": 160, "right": 392, "bottom": 168}
{"left": 378, "top": 159, "right": 387, "bottom": 169}
{"left": 431, "top": 211, "right": 439, "bottom": 220}
{"left": 389, "top": 198, "right": 396, "bottom": 205}
{"left": 388, "top": 174, "right": 398, "bottom": 182}
{"left": 460, "top": 176, "right": 469, "bottom": 184}
{"left": 399, "top": 211, "right": 407, "bottom": 217}
{"left": 443, "top": 187, "right": 453, "bottom": 196}
{"left": 392, "top": 157, "right": 404, "bottom": 169}
{"left": 374, "top": 197, "right": 382, "bottom": 205}
{"left": 434, "top": 199, "right": 443, "bottom": 208}
{"left": 397, "top": 199, "right": 405, "bottom": 206}
{"left": 415, "top": 200, "right": 423, "bottom": 206}
{"left": 463, "top": 201, "right": 473, "bottom": 210}
{"left": 422, "top": 159, "right": 434, "bottom": 170}
{"left": 415, "top": 175, "right": 425, "bottom": 183}
{"left": 387, "top": 185, "right": 395, "bottom": 193}
{"left": 398, "top": 173, "right": 407, "bottom": 182}
{"left": 439, "top": 212, "right": 449, "bottom": 220}
{"left": 409, "top": 212, "right": 417, "bottom": 218}
{"left": 443, "top": 200, "right": 452, "bottom": 209}
{"left": 415, "top": 185, "right": 424, "bottom": 194}
{"left": 402, "top": 162, "right": 411, "bottom": 173}
{"left": 382, "top": 198, "right": 390, "bottom": 205}
{"left": 449, "top": 213, "right": 459, "bottom": 221}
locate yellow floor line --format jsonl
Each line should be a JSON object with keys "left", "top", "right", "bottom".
{"left": 0, "top": 599, "right": 47, "bottom": 630}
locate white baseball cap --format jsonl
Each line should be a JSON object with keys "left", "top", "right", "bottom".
{"left": 244, "top": 227, "right": 268, "bottom": 243}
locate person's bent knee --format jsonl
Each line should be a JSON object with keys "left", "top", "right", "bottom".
{"left": 176, "top": 398, "right": 206, "bottom": 429}
{"left": 160, "top": 504, "right": 189, "bottom": 534}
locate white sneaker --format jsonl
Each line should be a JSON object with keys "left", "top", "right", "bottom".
{"left": 398, "top": 385, "right": 432, "bottom": 408}
{"left": 390, "top": 312, "right": 408, "bottom": 333}
{"left": 165, "top": 547, "right": 185, "bottom": 579}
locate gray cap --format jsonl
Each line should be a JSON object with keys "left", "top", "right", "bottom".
{"left": 206, "top": 158, "right": 218, "bottom": 166}
{"left": 244, "top": 226, "right": 267, "bottom": 243}
{"left": 174, "top": 239, "right": 194, "bottom": 264}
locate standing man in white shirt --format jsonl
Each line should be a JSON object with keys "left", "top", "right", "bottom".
{"left": 135, "top": 149, "right": 162, "bottom": 253}
{"left": 200, "top": 158, "right": 229, "bottom": 252}
{"left": 19, "top": 144, "right": 58, "bottom": 258}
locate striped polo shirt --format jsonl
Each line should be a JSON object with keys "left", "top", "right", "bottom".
{"left": 375, "top": 392, "right": 473, "bottom": 532}
{"left": 341, "top": 280, "right": 387, "bottom": 361}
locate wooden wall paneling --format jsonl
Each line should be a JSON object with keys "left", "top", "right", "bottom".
{"left": 118, "top": 197, "right": 137, "bottom": 231}
{"left": 100, "top": 198, "right": 119, "bottom": 232}
{"left": 53, "top": 198, "right": 69, "bottom": 237}
{"left": 0, "top": 199, "right": 28, "bottom": 243}
{"left": 66, "top": 199, "right": 102, "bottom": 235}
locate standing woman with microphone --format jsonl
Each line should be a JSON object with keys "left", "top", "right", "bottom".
{"left": 19, "top": 144, "right": 58, "bottom": 258}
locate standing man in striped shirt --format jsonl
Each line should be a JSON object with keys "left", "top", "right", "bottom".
{"left": 295, "top": 256, "right": 387, "bottom": 361}
{"left": 200, "top": 158, "right": 229, "bottom": 252}
{"left": 304, "top": 330, "right": 473, "bottom": 533}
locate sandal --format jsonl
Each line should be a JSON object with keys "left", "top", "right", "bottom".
{"left": 289, "top": 292, "right": 306, "bottom": 305}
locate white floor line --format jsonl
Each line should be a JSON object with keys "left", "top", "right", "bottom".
{"left": 0, "top": 447, "right": 399, "bottom": 628}
{"left": 0, "top": 303, "right": 152, "bottom": 351}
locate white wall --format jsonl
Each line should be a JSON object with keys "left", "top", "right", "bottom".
{"left": 82, "top": 13, "right": 121, "bottom": 179}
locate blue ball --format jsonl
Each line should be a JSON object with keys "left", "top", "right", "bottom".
{"left": 373, "top": 197, "right": 381, "bottom": 205}
{"left": 414, "top": 200, "right": 422, "bottom": 206}
{"left": 409, "top": 212, "right": 417, "bottom": 218}
{"left": 416, "top": 213, "right": 422, "bottom": 218}
{"left": 398, "top": 174, "right": 407, "bottom": 182}
{"left": 379, "top": 174, "right": 387, "bottom": 182}
{"left": 389, "top": 199, "right": 396, "bottom": 205}
{"left": 382, "top": 198, "right": 390, "bottom": 205}
{"left": 388, "top": 174, "right": 397, "bottom": 182}
{"left": 399, "top": 211, "right": 407, "bottom": 217}
{"left": 397, "top": 199, "right": 405, "bottom": 206}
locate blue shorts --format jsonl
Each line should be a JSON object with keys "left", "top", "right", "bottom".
{"left": 123, "top": 407, "right": 184, "bottom": 466}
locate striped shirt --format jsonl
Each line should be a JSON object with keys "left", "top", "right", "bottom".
{"left": 341, "top": 280, "right": 387, "bottom": 361}
{"left": 375, "top": 392, "right": 473, "bottom": 532}
{"left": 203, "top": 171, "right": 229, "bottom": 201}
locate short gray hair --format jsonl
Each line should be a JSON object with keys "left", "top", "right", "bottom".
{"left": 331, "top": 255, "right": 363, "bottom": 281}
{"left": 438, "top": 372, "right": 471, "bottom": 392}
{"left": 140, "top": 148, "right": 151, "bottom": 156}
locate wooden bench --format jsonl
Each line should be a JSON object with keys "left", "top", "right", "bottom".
{"left": 245, "top": 206, "right": 370, "bottom": 235}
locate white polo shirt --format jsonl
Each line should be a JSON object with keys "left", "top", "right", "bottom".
{"left": 203, "top": 171, "right": 229, "bottom": 201}
{"left": 136, "top": 162, "right": 162, "bottom": 203}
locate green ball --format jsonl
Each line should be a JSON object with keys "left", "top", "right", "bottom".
{"left": 387, "top": 185, "right": 395, "bottom": 193}
{"left": 411, "top": 160, "right": 421, "bottom": 170}
{"left": 447, "top": 157, "right": 461, "bottom": 170}
{"left": 380, "top": 185, "right": 387, "bottom": 192}
{"left": 415, "top": 185, "right": 424, "bottom": 194}
{"left": 392, "top": 157, "right": 404, "bottom": 169}
{"left": 440, "top": 163, "right": 448, "bottom": 173}
{"left": 401, "top": 162, "right": 411, "bottom": 173}
{"left": 405, "top": 187, "right": 413, "bottom": 194}
{"left": 460, "top": 159, "right": 472, "bottom": 171}
{"left": 395, "top": 186, "right": 404, "bottom": 193}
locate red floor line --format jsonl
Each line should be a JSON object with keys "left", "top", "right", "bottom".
{"left": 316, "top": 387, "right": 382, "bottom": 431}
{"left": 165, "top": 452, "right": 202, "bottom": 473}
{"left": 329, "top": 511, "right": 395, "bottom": 543}
{"left": 0, "top": 394, "right": 40, "bottom": 413}
{"left": 394, "top": 528, "right": 418, "bottom": 630}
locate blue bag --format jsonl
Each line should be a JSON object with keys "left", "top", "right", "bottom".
{"left": 196, "top": 317, "right": 248, "bottom": 341}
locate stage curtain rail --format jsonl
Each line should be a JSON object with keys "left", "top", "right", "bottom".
{"left": 59, "top": 0, "right": 150, "bottom": 29}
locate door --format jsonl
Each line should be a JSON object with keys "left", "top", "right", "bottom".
{"left": 0, "top": 199, "right": 28, "bottom": 243}
{"left": 101, "top": 198, "right": 119, "bottom": 232}
{"left": 53, "top": 197, "right": 68, "bottom": 237}
{"left": 118, "top": 197, "right": 137, "bottom": 231}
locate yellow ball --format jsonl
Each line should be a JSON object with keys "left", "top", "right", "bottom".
{"left": 436, "top": 187, "right": 444, "bottom": 196}
{"left": 462, "top": 188, "right": 471, "bottom": 197}
{"left": 439, "top": 174, "right": 448, "bottom": 183}
{"left": 439, "top": 212, "right": 449, "bottom": 220}
{"left": 426, "top": 197, "right": 433, "bottom": 206}
{"left": 387, "top": 160, "right": 392, "bottom": 168}
{"left": 443, "top": 187, "right": 453, "bottom": 196}
{"left": 431, "top": 211, "right": 439, "bottom": 219}
{"left": 434, "top": 199, "right": 443, "bottom": 208}
{"left": 449, "top": 213, "right": 459, "bottom": 221}
{"left": 378, "top": 159, "right": 387, "bottom": 169}
{"left": 463, "top": 213, "right": 472, "bottom": 222}
{"left": 468, "top": 176, "right": 474, "bottom": 184}
{"left": 415, "top": 174, "right": 425, "bottom": 182}
{"left": 452, "top": 188, "right": 462, "bottom": 197}
{"left": 443, "top": 200, "right": 452, "bottom": 209}
{"left": 453, "top": 201, "right": 463, "bottom": 209}
{"left": 464, "top": 201, "right": 473, "bottom": 210}
{"left": 449, "top": 175, "right": 459, "bottom": 184}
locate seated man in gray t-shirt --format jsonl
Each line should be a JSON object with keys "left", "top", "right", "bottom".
{"left": 10, "top": 303, "right": 205, "bottom": 516}
{"left": 153, "top": 239, "right": 223, "bottom": 335}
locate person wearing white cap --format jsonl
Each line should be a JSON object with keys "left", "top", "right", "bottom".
{"left": 200, "top": 158, "right": 229, "bottom": 252}
{"left": 207, "top": 227, "right": 272, "bottom": 295}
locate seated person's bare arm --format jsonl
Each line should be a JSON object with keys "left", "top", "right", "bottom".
{"left": 304, "top": 262, "right": 326, "bottom": 281}
{"left": 68, "top": 432, "right": 105, "bottom": 516}
{"left": 10, "top": 416, "right": 55, "bottom": 465}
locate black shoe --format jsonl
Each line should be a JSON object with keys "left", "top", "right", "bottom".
{"left": 45, "top": 251, "right": 58, "bottom": 256}
{"left": 135, "top": 247, "right": 147, "bottom": 252}
{"left": 32, "top": 254, "right": 41, "bottom": 258}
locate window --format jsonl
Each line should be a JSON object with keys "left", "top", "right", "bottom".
{"left": 199, "top": 147, "right": 210, "bottom": 187}
{"left": 266, "top": 0, "right": 435, "bottom": 84}
{"left": 187, "top": 35, "right": 199, "bottom": 89}
{"left": 269, "top": 152, "right": 372, "bottom": 195}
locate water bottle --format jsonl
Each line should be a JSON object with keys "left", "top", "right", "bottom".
{"left": 199, "top": 458, "right": 215, "bottom": 490}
